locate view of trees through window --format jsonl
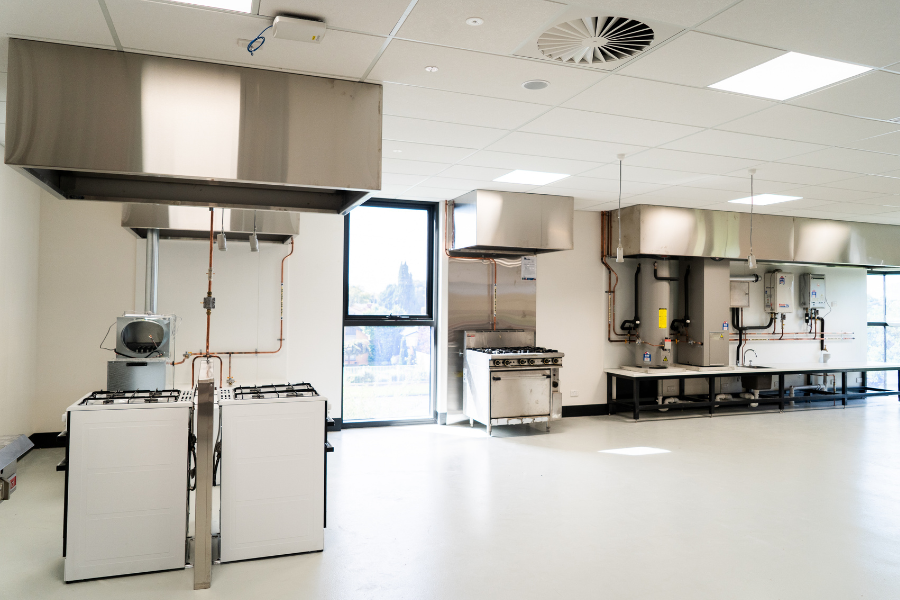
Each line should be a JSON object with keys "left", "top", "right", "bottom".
{"left": 342, "top": 204, "right": 434, "bottom": 422}
{"left": 866, "top": 273, "right": 900, "bottom": 389}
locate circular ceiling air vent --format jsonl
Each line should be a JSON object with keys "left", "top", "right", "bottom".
{"left": 537, "top": 16, "right": 654, "bottom": 65}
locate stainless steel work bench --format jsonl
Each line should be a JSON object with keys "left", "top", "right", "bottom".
{"left": 605, "top": 362, "right": 900, "bottom": 420}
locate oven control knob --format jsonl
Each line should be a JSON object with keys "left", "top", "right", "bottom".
{"left": 528, "top": 359, "right": 536, "bottom": 365}
{"left": 493, "top": 360, "right": 501, "bottom": 366}
{"left": 552, "top": 381, "right": 559, "bottom": 388}
{"left": 542, "top": 358, "right": 551, "bottom": 364}
{"left": 518, "top": 359, "right": 527, "bottom": 365}
{"left": 503, "top": 359, "right": 512, "bottom": 366}
{"left": 552, "top": 358, "right": 560, "bottom": 364}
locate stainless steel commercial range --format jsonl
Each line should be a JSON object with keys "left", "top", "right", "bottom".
{"left": 463, "top": 330, "right": 563, "bottom": 436}
{"left": 62, "top": 389, "right": 194, "bottom": 582}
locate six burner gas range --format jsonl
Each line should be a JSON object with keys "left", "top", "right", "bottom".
{"left": 462, "top": 330, "right": 564, "bottom": 436}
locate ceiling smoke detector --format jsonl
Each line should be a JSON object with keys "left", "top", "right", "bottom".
{"left": 538, "top": 16, "right": 654, "bottom": 65}
{"left": 522, "top": 79, "right": 549, "bottom": 90}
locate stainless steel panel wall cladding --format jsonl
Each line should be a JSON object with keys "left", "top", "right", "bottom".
{"left": 4, "top": 39, "right": 381, "bottom": 214}
{"left": 451, "top": 190, "right": 574, "bottom": 255}
{"left": 611, "top": 205, "right": 900, "bottom": 267}
{"left": 446, "top": 258, "right": 536, "bottom": 414}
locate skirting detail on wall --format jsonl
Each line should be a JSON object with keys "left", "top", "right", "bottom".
{"left": 562, "top": 404, "right": 610, "bottom": 417}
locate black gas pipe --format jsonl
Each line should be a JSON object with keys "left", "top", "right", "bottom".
{"left": 670, "top": 264, "right": 691, "bottom": 333}
{"left": 621, "top": 263, "right": 641, "bottom": 332}
{"left": 731, "top": 307, "right": 775, "bottom": 364}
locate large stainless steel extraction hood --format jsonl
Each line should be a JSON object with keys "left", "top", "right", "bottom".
{"left": 122, "top": 204, "right": 299, "bottom": 243}
{"left": 3, "top": 39, "right": 381, "bottom": 214}
{"left": 610, "top": 204, "right": 900, "bottom": 268}
{"left": 451, "top": 190, "right": 574, "bottom": 255}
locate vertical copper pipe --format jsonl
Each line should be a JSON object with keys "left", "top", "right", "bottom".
{"left": 205, "top": 208, "right": 214, "bottom": 357}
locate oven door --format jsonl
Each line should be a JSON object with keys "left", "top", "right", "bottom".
{"left": 490, "top": 369, "right": 551, "bottom": 418}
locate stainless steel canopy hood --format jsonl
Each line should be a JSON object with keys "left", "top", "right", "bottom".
{"left": 3, "top": 39, "right": 381, "bottom": 214}
{"left": 122, "top": 204, "right": 299, "bottom": 243}
{"left": 451, "top": 190, "right": 574, "bottom": 255}
{"left": 610, "top": 204, "right": 900, "bottom": 268}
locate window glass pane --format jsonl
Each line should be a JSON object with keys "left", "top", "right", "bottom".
{"left": 343, "top": 325, "right": 432, "bottom": 421}
{"left": 886, "top": 277, "right": 900, "bottom": 322}
{"left": 868, "top": 326, "right": 885, "bottom": 363}
{"left": 869, "top": 371, "right": 886, "bottom": 389}
{"left": 886, "top": 326, "right": 900, "bottom": 364}
{"left": 347, "top": 206, "right": 429, "bottom": 315}
{"left": 868, "top": 274, "right": 885, "bottom": 321}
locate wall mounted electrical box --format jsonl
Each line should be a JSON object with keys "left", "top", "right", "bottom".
{"left": 764, "top": 271, "right": 794, "bottom": 313}
{"left": 799, "top": 273, "right": 827, "bottom": 309}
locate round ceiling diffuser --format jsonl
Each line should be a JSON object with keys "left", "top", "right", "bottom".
{"left": 537, "top": 16, "right": 654, "bottom": 65}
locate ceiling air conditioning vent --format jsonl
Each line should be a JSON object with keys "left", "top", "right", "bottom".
{"left": 537, "top": 17, "right": 654, "bottom": 65}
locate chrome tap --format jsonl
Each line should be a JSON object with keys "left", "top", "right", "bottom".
{"left": 743, "top": 349, "right": 757, "bottom": 366}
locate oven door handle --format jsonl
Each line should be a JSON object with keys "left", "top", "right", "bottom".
{"left": 492, "top": 376, "right": 501, "bottom": 381}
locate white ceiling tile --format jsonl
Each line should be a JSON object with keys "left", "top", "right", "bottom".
{"left": 382, "top": 158, "right": 451, "bottom": 176}
{"left": 382, "top": 84, "right": 547, "bottom": 129}
{"left": 530, "top": 186, "right": 617, "bottom": 204}
{"left": 577, "top": 200, "right": 621, "bottom": 212}
{"left": 618, "top": 32, "right": 784, "bottom": 87}
{"left": 781, "top": 147, "right": 900, "bottom": 175}
{"left": 0, "top": 0, "right": 115, "bottom": 48}
{"left": 438, "top": 165, "right": 516, "bottom": 180}
{"left": 375, "top": 184, "right": 417, "bottom": 197}
{"left": 533, "top": 176, "right": 664, "bottom": 196}
{"left": 634, "top": 185, "right": 745, "bottom": 203}
{"left": 485, "top": 132, "right": 645, "bottom": 163}
{"left": 718, "top": 105, "right": 900, "bottom": 145}
{"left": 699, "top": 199, "right": 832, "bottom": 214}
{"left": 789, "top": 71, "right": 900, "bottom": 121}
{"left": 579, "top": 163, "right": 709, "bottom": 185}
{"left": 566, "top": 0, "right": 738, "bottom": 28}
{"left": 754, "top": 198, "right": 838, "bottom": 211}
{"left": 687, "top": 174, "right": 799, "bottom": 193}
{"left": 729, "top": 162, "right": 858, "bottom": 186}
{"left": 775, "top": 185, "right": 886, "bottom": 203}
{"left": 457, "top": 150, "right": 601, "bottom": 175}
{"left": 662, "top": 130, "right": 825, "bottom": 161}
{"left": 382, "top": 116, "right": 506, "bottom": 148}
{"left": 563, "top": 75, "right": 772, "bottom": 127}
{"left": 413, "top": 176, "right": 536, "bottom": 193}
{"left": 106, "top": 1, "right": 384, "bottom": 79}
{"left": 399, "top": 186, "right": 463, "bottom": 200}
{"left": 520, "top": 108, "right": 702, "bottom": 147}
{"left": 819, "top": 202, "right": 898, "bottom": 215}
{"left": 818, "top": 175, "right": 900, "bottom": 195}
{"left": 846, "top": 132, "right": 900, "bottom": 155}
{"left": 381, "top": 173, "right": 429, "bottom": 187}
{"left": 259, "top": 0, "right": 411, "bottom": 36}
{"left": 699, "top": 0, "right": 900, "bottom": 67}
{"left": 382, "top": 140, "right": 475, "bottom": 164}
{"left": 368, "top": 40, "right": 604, "bottom": 105}
{"left": 627, "top": 149, "right": 758, "bottom": 175}
{"left": 624, "top": 194, "right": 721, "bottom": 208}
{"left": 397, "top": 0, "right": 563, "bottom": 54}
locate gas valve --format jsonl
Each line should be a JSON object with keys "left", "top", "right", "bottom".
{"left": 203, "top": 296, "right": 215, "bottom": 310}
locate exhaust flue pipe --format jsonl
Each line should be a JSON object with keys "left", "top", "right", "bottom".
{"left": 145, "top": 228, "right": 159, "bottom": 314}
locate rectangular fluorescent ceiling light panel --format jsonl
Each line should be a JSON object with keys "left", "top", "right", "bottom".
{"left": 171, "top": 0, "right": 253, "bottom": 12}
{"left": 599, "top": 447, "right": 670, "bottom": 456}
{"left": 729, "top": 194, "right": 802, "bottom": 206}
{"left": 493, "top": 170, "right": 569, "bottom": 185}
{"left": 709, "top": 52, "right": 871, "bottom": 100}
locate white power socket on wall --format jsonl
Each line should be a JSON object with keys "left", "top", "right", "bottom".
{"left": 569, "top": 390, "right": 579, "bottom": 397}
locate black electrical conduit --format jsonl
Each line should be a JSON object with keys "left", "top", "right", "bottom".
{"left": 670, "top": 264, "right": 691, "bottom": 333}
{"left": 621, "top": 263, "right": 641, "bottom": 331}
{"left": 731, "top": 307, "right": 775, "bottom": 364}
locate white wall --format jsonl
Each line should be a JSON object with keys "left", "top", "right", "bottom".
{"left": 33, "top": 196, "right": 136, "bottom": 433}
{"left": 0, "top": 164, "right": 41, "bottom": 436}
{"left": 537, "top": 212, "right": 606, "bottom": 406}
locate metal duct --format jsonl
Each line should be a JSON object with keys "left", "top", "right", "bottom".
{"left": 145, "top": 228, "right": 159, "bottom": 314}
{"left": 4, "top": 39, "right": 381, "bottom": 214}
{"left": 451, "top": 190, "right": 574, "bottom": 255}
{"left": 609, "top": 205, "right": 900, "bottom": 268}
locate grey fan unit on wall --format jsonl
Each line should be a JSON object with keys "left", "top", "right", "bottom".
{"left": 537, "top": 16, "right": 654, "bottom": 65}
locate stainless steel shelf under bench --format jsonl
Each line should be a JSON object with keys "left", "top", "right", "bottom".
{"left": 605, "top": 362, "right": 900, "bottom": 420}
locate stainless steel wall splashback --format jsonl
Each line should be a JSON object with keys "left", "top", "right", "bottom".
{"left": 4, "top": 39, "right": 381, "bottom": 214}
{"left": 612, "top": 205, "right": 900, "bottom": 268}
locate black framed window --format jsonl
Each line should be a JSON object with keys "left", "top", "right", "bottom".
{"left": 867, "top": 272, "right": 900, "bottom": 389}
{"left": 342, "top": 200, "right": 437, "bottom": 425}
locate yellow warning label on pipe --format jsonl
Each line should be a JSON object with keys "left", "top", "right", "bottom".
{"left": 658, "top": 308, "right": 667, "bottom": 329}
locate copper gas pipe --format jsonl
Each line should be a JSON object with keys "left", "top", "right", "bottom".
{"left": 191, "top": 354, "right": 223, "bottom": 387}
{"left": 443, "top": 200, "right": 498, "bottom": 330}
{"left": 600, "top": 211, "right": 630, "bottom": 343}
{"left": 205, "top": 208, "right": 214, "bottom": 357}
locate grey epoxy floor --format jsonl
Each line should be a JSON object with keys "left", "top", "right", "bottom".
{"left": 3, "top": 402, "right": 900, "bottom": 599}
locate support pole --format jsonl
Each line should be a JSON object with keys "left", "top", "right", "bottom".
{"left": 145, "top": 228, "right": 159, "bottom": 314}
{"left": 194, "top": 378, "right": 214, "bottom": 590}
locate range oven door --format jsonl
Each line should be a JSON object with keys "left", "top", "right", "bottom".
{"left": 490, "top": 369, "right": 551, "bottom": 418}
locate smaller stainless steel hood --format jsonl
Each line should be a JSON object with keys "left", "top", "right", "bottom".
{"left": 451, "top": 190, "right": 574, "bottom": 255}
{"left": 122, "top": 203, "right": 298, "bottom": 243}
